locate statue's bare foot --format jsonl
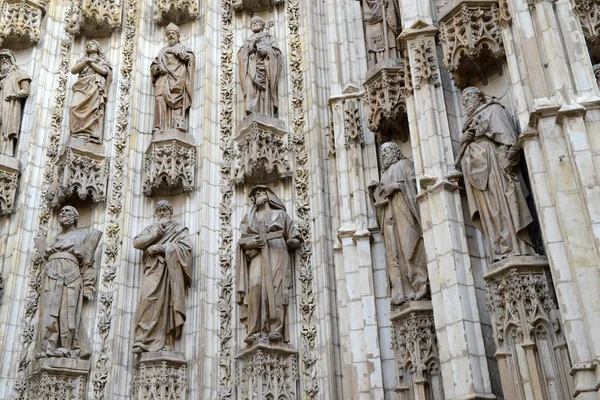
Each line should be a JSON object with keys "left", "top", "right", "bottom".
{"left": 268, "top": 332, "right": 282, "bottom": 342}
{"left": 391, "top": 294, "right": 404, "bottom": 306}
{"left": 132, "top": 342, "right": 149, "bottom": 354}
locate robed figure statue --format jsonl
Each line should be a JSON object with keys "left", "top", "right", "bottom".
{"left": 238, "top": 16, "right": 283, "bottom": 118}
{"left": 35, "top": 206, "right": 102, "bottom": 359}
{"left": 0, "top": 49, "right": 31, "bottom": 156}
{"left": 236, "top": 186, "right": 301, "bottom": 345}
{"left": 369, "top": 142, "right": 428, "bottom": 305}
{"left": 132, "top": 200, "right": 192, "bottom": 353}
{"left": 456, "top": 87, "right": 535, "bottom": 262}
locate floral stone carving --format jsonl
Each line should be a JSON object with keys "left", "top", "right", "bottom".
{"left": 232, "top": 114, "right": 292, "bottom": 185}
{"left": 142, "top": 130, "right": 196, "bottom": 196}
{"left": 26, "top": 358, "right": 90, "bottom": 400}
{"left": 131, "top": 351, "right": 188, "bottom": 400}
{"left": 153, "top": 0, "right": 198, "bottom": 25}
{"left": 439, "top": 0, "right": 505, "bottom": 88}
{"left": 0, "top": 154, "right": 20, "bottom": 215}
{"left": 0, "top": 0, "right": 47, "bottom": 49}
{"left": 67, "top": 0, "right": 123, "bottom": 38}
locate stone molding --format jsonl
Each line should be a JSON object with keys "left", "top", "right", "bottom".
{"left": 131, "top": 352, "right": 188, "bottom": 399}
{"left": 67, "top": 0, "right": 123, "bottom": 38}
{"left": 439, "top": 0, "right": 505, "bottom": 88}
{"left": 153, "top": 0, "right": 198, "bottom": 25}
{"left": 232, "top": 0, "right": 283, "bottom": 12}
{"left": 0, "top": 154, "right": 20, "bottom": 216}
{"left": 0, "top": 0, "right": 47, "bottom": 50}
{"left": 24, "top": 358, "right": 90, "bottom": 400}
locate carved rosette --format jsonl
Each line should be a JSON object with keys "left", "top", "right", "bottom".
{"left": 439, "top": 1, "right": 505, "bottom": 88}
{"left": 25, "top": 359, "right": 90, "bottom": 400}
{"left": 142, "top": 131, "right": 196, "bottom": 196}
{"left": 573, "top": 0, "right": 600, "bottom": 49}
{"left": 67, "top": 0, "right": 123, "bottom": 38}
{"left": 132, "top": 353, "right": 188, "bottom": 400}
{"left": 0, "top": 155, "right": 20, "bottom": 216}
{"left": 0, "top": 0, "right": 46, "bottom": 50}
{"left": 232, "top": 114, "right": 292, "bottom": 185}
{"left": 153, "top": 0, "right": 198, "bottom": 25}
{"left": 232, "top": 0, "right": 283, "bottom": 12}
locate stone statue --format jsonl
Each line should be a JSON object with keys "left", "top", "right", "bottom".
{"left": 369, "top": 142, "right": 428, "bottom": 306}
{"left": 35, "top": 206, "right": 102, "bottom": 359}
{"left": 132, "top": 200, "right": 192, "bottom": 353}
{"left": 238, "top": 17, "right": 283, "bottom": 118}
{"left": 236, "top": 186, "right": 301, "bottom": 344}
{"left": 151, "top": 23, "right": 195, "bottom": 134}
{"left": 69, "top": 40, "right": 112, "bottom": 144}
{"left": 362, "top": 0, "right": 401, "bottom": 65}
{"left": 0, "top": 49, "right": 31, "bottom": 156}
{"left": 456, "top": 87, "right": 535, "bottom": 262}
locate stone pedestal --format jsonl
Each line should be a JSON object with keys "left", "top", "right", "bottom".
{"left": 391, "top": 301, "right": 444, "bottom": 400}
{"left": 131, "top": 351, "right": 188, "bottom": 400}
{"left": 232, "top": 113, "right": 292, "bottom": 185}
{"left": 0, "top": 154, "right": 20, "bottom": 216}
{"left": 142, "top": 129, "right": 196, "bottom": 197}
{"left": 25, "top": 358, "right": 90, "bottom": 399}
{"left": 235, "top": 343, "right": 298, "bottom": 400}
{"left": 50, "top": 138, "right": 108, "bottom": 207}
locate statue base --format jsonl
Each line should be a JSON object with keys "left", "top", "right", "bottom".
{"left": 51, "top": 137, "right": 108, "bottom": 207}
{"left": 232, "top": 113, "right": 292, "bottom": 185}
{"left": 131, "top": 351, "right": 188, "bottom": 399}
{"left": 235, "top": 342, "right": 299, "bottom": 400}
{"left": 25, "top": 357, "right": 90, "bottom": 399}
{"left": 0, "top": 154, "right": 21, "bottom": 216}
{"left": 143, "top": 129, "right": 196, "bottom": 197}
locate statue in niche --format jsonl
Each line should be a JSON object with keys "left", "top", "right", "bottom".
{"left": 456, "top": 87, "right": 535, "bottom": 262}
{"left": 0, "top": 49, "right": 31, "bottom": 157}
{"left": 132, "top": 200, "right": 192, "bottom": 353}
{"left": 369, "top": 142, "right": 428, "bottom": 306}
{"left": 69, "top": 40, "right": 112, "bottom": 144}
{"left": 151, "top": 23, "right": 195, "bottom": 134}
{"left": 35, "top": 206, "right": 102, "bottom": 359}
{"left": 362, "top": 0, "right": 401, "bottom": 65}
{"left": 236, "top": 186, "right": 301, "bottom": 345}
{"left": 238, "top": 16, "right": 283, "bottom": 118}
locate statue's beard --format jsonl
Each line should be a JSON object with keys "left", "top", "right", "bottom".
{"left": 168, "top": 38, "right": 178, "bottom": 46}
{"left": 59, "top": 216, "right": 76, "bottom": 227}
{"left": 465, "top": 101, "right": 479, "bottom": 117}
{"left": 0, "top": 64, "right": 11, "bottom": 75}
{"left": 255, "top": 196, "right": 268, "bottom": 206}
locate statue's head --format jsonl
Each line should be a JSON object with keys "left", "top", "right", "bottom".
{"left": 85, "top": 40, "right": 104, "bottom": 57}
{"left": 462, "top": 87, "right": 486, "bottom": 118}
{"left": 155, "top": 200, "right": 174, "bottom": 220}
{"left": 249, "top": 185, "right": 285, "bottom": 211}
{"left": 250, "top": 16, "right": 266, "bottom": 33}
{"left": 58, "top": 206, "right": 79, "bottom": 228}
{"left": 165, "top": 23, "right": 181, "bottom": 46}
{"left": 380, "top": 141, "right": 404, "bottom": 171}
{"left": 0, "top": 49, "right": 17, "bottom": 74}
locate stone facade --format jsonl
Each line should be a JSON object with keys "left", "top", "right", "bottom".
{"left": 0, "top": 0, "right": 600, "bottom": 399}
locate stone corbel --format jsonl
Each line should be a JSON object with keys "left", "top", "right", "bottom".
{"left": 438, "top": 0, "right": 506, "bottom": 88}
{"left": 232, "top": 0, "right": 283, "bottom": 12}
{"left": 0, "top": 0, "right": 48, "bottom": 50}
{"left": 153, "top": 0, "right": 199, "bottom": 25}
{"left": 67, "top": 0, "right": 123, "bottom": 38}
{"left": 0, "top": 155, "right": 20, "bottom": 216}
{"left": 132, "top": 352, "right": 188, "bottom": 399}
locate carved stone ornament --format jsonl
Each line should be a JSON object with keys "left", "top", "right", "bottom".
{"left": 142, "top": 130, "right": 196, "bottom": 197}
{"left": 573, "top": 0, "right": 600, "bottom": 49}
{"left": 439, "top": 0, "right": 505, "bottom": 88}
{"left": 0, "top": 0, "right": 47, "bottom": 50}
{"left": 235, "top": 345, "right": 299, "bottom": 400}
{"left": 153, "top": 0, "right": 198, "bottom": 25}
{"left": 232, "top": 114, "right": 292, "bottom": 185}
{"left": 131, "top": 351, "right": 188, "bottom": 400}
{"left": 343, "top": 98, "right": 365, "bottom": 148}
{"left": 233, "top": 0, "right": 282, "bottom": 12}
{"left": 67, "top": 0, "right": 123, "bottom": 38}
{"left": 49, "top": 138, "right": 108, "bottom": 207}
{"left": 0, "top": 154, "right": 20, "bottom": 215}
{"left": 25, "top": 358, "right": 90, "bottom": 400}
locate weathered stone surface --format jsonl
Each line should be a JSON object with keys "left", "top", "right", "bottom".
{"left": 153, "top": 0, "right": 198, "bottom": 25}
{"left": 0, "top": 0, "right": 47, "bottom": 49}
{"left": 132, "top": 351, "right": 188, "bottom": 399}
{"left": 232, "top": 0, "right": 282, "bottom": 12}
{"left": 0, "top": 154, "right": 20, "bottom": 215}
{"left": 67, "top": 0, "right": 122, "bottom": 38}
{"left": 26, "top": 358, "right": 90, "bottom": 400}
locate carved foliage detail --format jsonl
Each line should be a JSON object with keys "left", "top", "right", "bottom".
{"left": 24, "top": 373, "right": 86, "bottom": 399}
{"left": 573, "top": 0, "right": 600, "bottom": 48}
{"left": 236, "top": 351, "right": 298, "bottom": 400}
{"left": 53, "top": 148, "right": 108, "bottom": 207}
{"left": 409, "top": 37, "right": 440, "bottom": 89}
{"left": 143, "top": 140, "right": 196, "bottom": 196}
{"left": 131, "top": 362, "right": 188, "bottom": 399}
{"left": 67, "top": 0, "right": 123, "bottom": 38}
{"left": 153, "top": 0, "right": 199, "bottom": 25}
{"left": 0, "top": 0, "right": 46, "bottom": 50}
{"left": 343, "top": 99, "right": 364, "bottom": 148}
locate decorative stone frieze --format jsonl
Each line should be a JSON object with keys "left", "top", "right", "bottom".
{"left": 67, "top": 0, "right": 123, "bottom": 38}
{"left": 573, "top": 0, "right": 600, "bottom": 49}
{"left": 153, "top": 0, "right": 198, "bottom": 25}
{"left": 0, "top": 0, "right": 47, "bottom": 50}
{"left": 25, "top": 358, "right": 90, "bottom": 400}
{"left": 439, "top": 1, "right": 505, "bottom": 88}
{"left": 232, "top": 0, "right": 282, "bottom": 12}
{"left": 142, "top": 130, "right": 196, "bottom": 196}
{"left": 232, "top": 114, "right": 292, "bottom": 185}
{"left": 0, "top": 154, "right": 20, "bottom": 216}
{"left": 132, "top": 352, "right": 188, "bottom": 400}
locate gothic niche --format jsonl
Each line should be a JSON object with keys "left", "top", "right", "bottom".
{"left": 67, "top": 0, "right": 123, "bottom": 38}
{"left": 143, "top": 23, "right": 196, "bottom": 196}
{"left": 153, "top": 0, "right": 199, "bottom": 25}
{"left": 0, "top": 0, "right": 48, "bottom": 50}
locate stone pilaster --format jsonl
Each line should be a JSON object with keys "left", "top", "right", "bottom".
{"left": 131, "top": 352, "right": 188, "bottom": 400}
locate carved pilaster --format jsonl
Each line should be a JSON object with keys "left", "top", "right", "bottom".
{"left": 0, "top": 154, "right": 20, "bottom": 216}
{"left": 67, "top": 0, "right": 123, "bottom": 38}
{"left": 439, "top": 1, "right": 505, "bottom": 88}
{"left": 25, "top": 358, "right": 89, "bottom": 400}
{"left": 232, "top": 0, "right": 283, "bottom": 12}
{"left": 142, "top": 130, "right": 196, "bottom": 196}
{"left": 153, "top": 0, "right": 198, "bottom": 25}
{"left": 232, "top": 114, "right": 292, "bottom": 185}
{"left": 132, "top": 352, "right": 188, "bottom": 400}
{"left": 0, "top": 0, "right": 47, "bottom": 50}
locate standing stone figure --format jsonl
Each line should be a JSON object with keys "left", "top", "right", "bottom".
{"left": 369, "top": 142, "right": 428, "bottom": 306}
{"left": 132, "top": 200, "right": 192, "bottom": 353}
{"left": 456, "top": 87, "right": 535, "bottom": 262}
{"left": 238, "top": 16, "right": 283, "bottom": 118}
{"left": 35, "top": 206, "right": 102, "bottom": 359}
{"left": 151, "top": 23, "right": 195, "bottom": 133}
{"left": 362, "top": 0, "right": 401, "bottom": 64}
{"left": 0, "top": 49, "right": 31, "bottom": 156}
{"left": 69, "top": 40, "right": 112, "bottom": 143}
{"left": 236, "top": 186, "right": 301, "bottom": 344}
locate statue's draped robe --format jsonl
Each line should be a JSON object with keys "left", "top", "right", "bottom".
{"left": 0, "top": 68, "right": 31, "bottom": 155}
{"left": 371, "top": 158, "right": 427, "bottom": 302}
{"left": 150, "top": 43, "right": 195, "bottom": 131}
{"left": 238, "top": 31, "right": 282, "bottom": 117}
{"left": 461, "top": 101, "right": 534, "bottom": 261}
{"left": 134, "top": 221, "right": 192, "bottom": 352}
{"left": 69, "top": 56, "right": 112, "bottom": 142}
{"left": 236, "top": 205, "right": 300, "bottom": 342}
{"left": 362, "top": 0, "right": 401, "bottom": 58}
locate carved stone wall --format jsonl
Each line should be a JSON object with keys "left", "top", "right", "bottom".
{"left": 0, "top": 0, "right": 47, "bottom": 49}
